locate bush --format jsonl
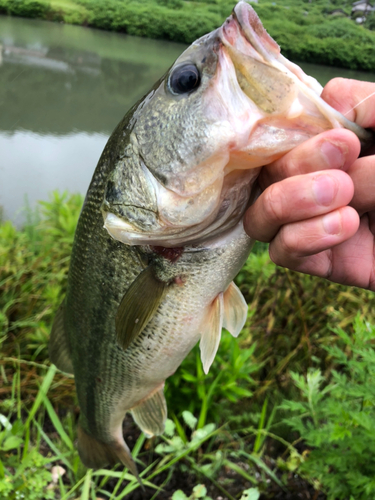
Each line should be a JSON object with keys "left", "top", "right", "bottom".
{"left": 281, "top": 316, "right": 375, "bottom": 499}
{"left": 156, "top": 0, "right": 183, "bottom": 9}
{"left": 307, "top": 16, "right": 375, "bottom": 43}
{"left": 365, "top": 12, "right": 375, "bottom": 31}
{"left": 75, "top": 0, "right": 221, "bottom": 43}
{"left": 0, "top": 0, "right": 49, "bottom": 17}
{"left": 0, "top": 192, "right": 83, "bottom": 369}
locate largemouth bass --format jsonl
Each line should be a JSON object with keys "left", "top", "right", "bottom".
{"left": 49, "top": 1, "right": 371, "bottom": 478}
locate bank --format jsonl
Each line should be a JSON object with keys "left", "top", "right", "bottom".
{"left": 0, "top": 0, "right": 374, "bottom": 71}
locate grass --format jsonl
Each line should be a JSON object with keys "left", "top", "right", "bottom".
{"left": 1, "top": 192, "right": 375, "bottom": 498}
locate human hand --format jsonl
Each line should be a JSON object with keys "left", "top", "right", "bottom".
{"left": 244, "top": 79, "right": 375, "bottom": 290}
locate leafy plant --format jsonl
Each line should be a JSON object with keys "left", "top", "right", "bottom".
{"left": 0, "top": 0, "right": 49, "bottom": 18}
{"left": 166, "top": 330, "right": 261, "bottom": 427}
{"left": 236, "top": 250, "right": 375, "bottom": 403}
{"left": 155, "top": 412, "right": 217, "bottom": 456}
{"left": 3, "top": 192, "right": 375, "bottom": 498}
{"left": 1, "top": 191, "right": 82, "bottom": 367}
{"left": 172, "top": 484, "right": 212, "bottom": 500}
{"left": 281, "top": 315, "right": 375, "bottom": 499}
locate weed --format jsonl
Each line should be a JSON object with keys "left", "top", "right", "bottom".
{"left": 166, "top": 331, "right": 262, "bottom": 427}
{"left": 281, "top": 315, "right": 375, "bottom": 500}
{"left": 2, "top": 193, "right": 375, "bottom": 498}
{"left": 172, "top": 483, "right": 213, "bottom": 500}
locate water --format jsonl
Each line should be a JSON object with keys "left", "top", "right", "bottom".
{"left": 0, "top": 15, "right": 187, "bottom": 223}
{"left": 1, "top": 15, "right": 375, "bottom": 224}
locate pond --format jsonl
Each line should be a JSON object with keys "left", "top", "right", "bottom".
{"left": 1, "top": 15, "right": 375, "bottom": 224}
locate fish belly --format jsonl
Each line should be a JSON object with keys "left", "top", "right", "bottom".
{"left": 102, "top": 222, "right": 254, "bottom": 436}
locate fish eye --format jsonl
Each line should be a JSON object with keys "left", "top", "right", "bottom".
{"left": 168, "top": 64, "right": 201, "bottom": 95}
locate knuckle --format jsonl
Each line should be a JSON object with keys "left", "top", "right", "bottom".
{"left": 277, "top": 226, "right": 301, "bottom": 257}
{"left": 321, "top": 78, "right": 356, "bottom": 117}
{"left": 323, "top": 249, "right": 334, "bottom": 280}
{"left": 268, "top": 242, "right": 283, "bottom": 266}
{"left": 323, "top": 77, "right": 346, "bottom": 96}
{"left": 322, "top": 78, "right": 352, "bottom": 104}
{"left": 285, "top": 156, "right": 303, "bottom": 176}
{"left": 269, "top": 227, "right": 300, "bottom": 266}
{"left": 263, "top": 183, "right": 287, "bottom": 225}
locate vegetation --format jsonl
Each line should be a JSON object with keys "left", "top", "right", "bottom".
{"left": 280, "top": 318, "right": 375, "bottom": 500}
{"left": 2, "top": 192, "right": 375, "bottom": 498}
{"left": 1, "top": 0, "right": 375, "bottom": 71}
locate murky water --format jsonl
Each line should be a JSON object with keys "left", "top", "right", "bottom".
{"left": 0, "top": 15, "right": 187, "bottom": 223}
{"left": 1, "top": 15, "right": 375, "bottom": 224}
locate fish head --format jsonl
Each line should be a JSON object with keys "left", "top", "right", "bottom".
{"left": 102, "top": 1, "right": 369, "bottom": 247}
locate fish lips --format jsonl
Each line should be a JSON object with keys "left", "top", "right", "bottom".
{"left": 227, "top": 1, "right": 281, "bottom": 62}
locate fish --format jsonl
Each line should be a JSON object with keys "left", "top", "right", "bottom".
{"left": 49, "top": 1, "right": 372, "bottom": 479}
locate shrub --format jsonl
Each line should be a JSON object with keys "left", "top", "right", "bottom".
{"left": 307, "top": 16, "right": 375, "bottom": 43}
{"left": 365, "top": 12, "right": 375, "bottom": 31}
{"left": 281, "top": 316, "right": 375, "bottom": 500}
{"left": 156, "top": 0, "right": 183, "bottom": 9}
{"left": 0, "top": 0, "right": 49, "bottom": 17}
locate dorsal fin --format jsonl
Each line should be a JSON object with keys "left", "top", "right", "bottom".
{"left": 222, "top": 281, "right": 248, "bottom": 338}
{"left": 131, "top": 385, "right": 167, "bottom": 438}
{"left": 48, "top": 302, "right": 74, "bottom": 374}
{"left": 116, "top": 265, "right": 167, "bottom": 351}
{"left": 199, "top": 293, "right": 224, "bottom": 374}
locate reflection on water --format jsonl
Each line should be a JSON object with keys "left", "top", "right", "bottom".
{"left": 298, "top": 61, "right": 375, "bottom": 87}
{"left": 0, "top": 16, "right": 187, "bottom": 223}
{"left": 0, "top": 16, "right": 187, "bottom": 136}
{"left": 1, "top": 15, "right": 375, "bottom": 224}
{"left": 0, "top": 131, "right": 108, "bottom": 224}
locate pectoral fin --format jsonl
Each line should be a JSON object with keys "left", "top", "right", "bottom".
{"left": 116, "top": 265, "right": 167, "bottom": 350}
{"left": 48, "top": 302, "right": 74, "bottom": 374}
{"left": 130, "top": 385, "right": 167, "bottom": 437}
{"left": 222, "top": 281, "right": 248, "bottom": 338}
{"left": 199, "top": 293, "right": 224, "bottom": 374}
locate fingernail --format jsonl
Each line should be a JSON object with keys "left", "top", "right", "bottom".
{"left": 323, "top": 212, "right": 342, "bottom": 235}
{"left": 313, "top": 175, "right": 337, "bottom": 206}
{"left": 321, "top": 141, "right": 345, "bottom": 169}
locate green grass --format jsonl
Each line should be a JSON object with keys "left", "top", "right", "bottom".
{"left": 1, "top": 192, "right": 375, "bottom": 498}
{"left": 280, "top": 317, "right": 375, "bottom": 500}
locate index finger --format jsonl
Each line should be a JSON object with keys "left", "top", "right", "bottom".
{"left": 321, "top": 78, "right": 375, "bottom": 129}
{"left": 258, "top": 128, "right": 360, "bottom": 188}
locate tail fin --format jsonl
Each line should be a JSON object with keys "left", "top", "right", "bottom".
{"left": 77, "top": 422, "right": 142, "bottom": 485}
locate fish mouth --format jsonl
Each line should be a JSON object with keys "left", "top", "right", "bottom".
{"left": 103, "top": 1, "right": 371, "bottom": 249}
{"left": 222, "top": 2, "right": 370, "bottom": 140}
{"left": 223, "top": 2, "right": 281, "bottom": 71}
{"left": 103, "top": 168, "right": 258, "bottom": 247}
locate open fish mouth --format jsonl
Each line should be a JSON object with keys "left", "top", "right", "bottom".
{"left": 103, "top": 1, "right": 372, "bottom": 248}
